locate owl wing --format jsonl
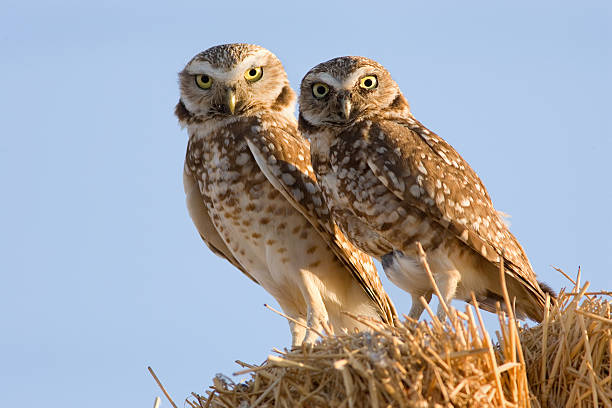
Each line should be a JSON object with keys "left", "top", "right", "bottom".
{"left": 244, "top": 118, "right": 397, "bottom": 325}
{"left": 362, "top": 118, "right": 545, "bottom": 307}
{"left": 183, "top": 163, "right": 259, "bottom": 284}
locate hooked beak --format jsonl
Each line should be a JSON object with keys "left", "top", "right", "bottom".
{"left": 340, "top": 96, "right": 351, "bottom": 120}
{"left": 225, "top": 89, "right": 236, "bottom": 115}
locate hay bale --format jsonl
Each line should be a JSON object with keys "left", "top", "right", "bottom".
{"left": 521, "top": 277, "right": 612, "bottom": 407}
{"left": 187, "top": 278, "right": 611, "bottom": 408}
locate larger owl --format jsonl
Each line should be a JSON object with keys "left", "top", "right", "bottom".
{"left": 299, "top": 56, "right": 555, "bottom": 322}
{"left": 176, "top": 45, "right": 396, "bottom": 346}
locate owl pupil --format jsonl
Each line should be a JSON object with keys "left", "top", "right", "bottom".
{"left": 317, "top": 86, "right": 325, "bottom": 94}
{"left": 249, "top": 69, "right": 256, "bottom": 76}
{"left": 202, "top": 75, "right": 209, "bottom": 82}
{"left": 364, "top": 79, "right": 372, "bottom": 87}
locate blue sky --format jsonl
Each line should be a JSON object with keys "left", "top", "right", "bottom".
{"left": 1, "top": 1, "right": 610, "bottom": 407}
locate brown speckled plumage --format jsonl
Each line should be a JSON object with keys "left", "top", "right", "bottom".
{"left": 178, "top": 46, "right": 396, "bottom": 346}
{"left": 189, "top": 43, "right": 263, "bottom": 70}
{"left": 300, "top": 56, "right": 555, "bottom": 322}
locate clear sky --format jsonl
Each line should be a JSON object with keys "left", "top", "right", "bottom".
{"left": 1, "top": 1, "right": 610, "bottom": 407}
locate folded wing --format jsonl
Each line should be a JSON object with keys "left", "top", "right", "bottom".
{"left": 244, "top": 118, "right": 397, "bottom": 325}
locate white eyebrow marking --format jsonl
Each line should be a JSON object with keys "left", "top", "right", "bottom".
{"left": 309, "top": 72, "right": 342, "bottom": 89}
{"left": 185, "top": 50, "right": 269, "bottom": 81}
{"left": 341, "top": 66, "right": 374, "bottom": 89}
{"left": 308, "top": 66, "right": 376, "bottom": 90}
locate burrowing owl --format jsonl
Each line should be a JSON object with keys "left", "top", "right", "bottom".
{"left": 298, "top": 56, "right": 555, "bottom": 322}
{"left": 176, "top": 45, "right": 396, "bottom": 346}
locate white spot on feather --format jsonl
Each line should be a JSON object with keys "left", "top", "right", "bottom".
{"left": 281, "top": 173, "right": 296, "bottom": 185}
{"left": 235, "top": 153, "right": 250, "bottom": 166}
{"left": 438, "top": 151, "right": 452, "bottom": 165}
{"left": 305, "top": 182, "right": 316, "bottom": 194}
{"left": 292, "top": 188, "right": 304, "bottom": 201}
{"left": 417, "top": 162, "right": 427, "bottom": 175}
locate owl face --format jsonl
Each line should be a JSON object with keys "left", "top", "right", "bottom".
{"left": 299, "top": 56, "right": 405, "bottom": 127}
{"left": 178, "top": 43, "right": 295, "bottom": 120}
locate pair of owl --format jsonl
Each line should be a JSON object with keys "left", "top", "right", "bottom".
{"left": 177, "top": 43, "right": 555, "bottom": 346}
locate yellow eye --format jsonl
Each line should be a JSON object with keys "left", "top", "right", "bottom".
{"left": 195, "top": 74, "right": 213, "bottom": 89}
{"left": 312, "top": 83, "right": 329, "bottom": 98}
{"left": 244, "top": 67, "right": 263, "bottom": 82}
{"left": 359, "top": 75, "right": 378, "bottom": 90}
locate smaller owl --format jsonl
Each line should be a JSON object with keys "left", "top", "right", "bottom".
{"left": 299, "top": 56, "right": 555, "bottom": 322}
{"left": 177, "top": 45, "right": 397, "bottom": 346}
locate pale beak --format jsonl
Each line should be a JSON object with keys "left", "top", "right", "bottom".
{"left": 225, "top": 89, "right": 236, "bottom": 115}
{"left": 340, "top": 96, "right": 351, "bottom": 120}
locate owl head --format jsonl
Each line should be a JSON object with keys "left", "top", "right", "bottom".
{"left": 299, "top": 56, "right": 410, "bottom": 129}
{"left": 176, "top": 43, "right": 295, "bottom": 124}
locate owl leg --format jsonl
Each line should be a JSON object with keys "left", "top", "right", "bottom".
{"left": 276, "top": 300, "right": 307, "bottom": 347}
{"left": 283, "top": 315, "right": 308, "bottom": 348}
{"left": 289, "top": 320, "right": 307, "bottom": 348}
{"left": 298, "top": 270, "right": 330, "bottom": 345}
{"left": 382, "top": 250, "right": 432, "bottom": 320}
{"left": 408, "top": 292, "right": 432, "bottom": 320}
{"left": 434, "top": 269, "right": 461, "bottom": 320}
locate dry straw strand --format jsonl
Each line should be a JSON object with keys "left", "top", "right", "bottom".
{"left": 148, "top": 366, "right": 178, "bottom": 408}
